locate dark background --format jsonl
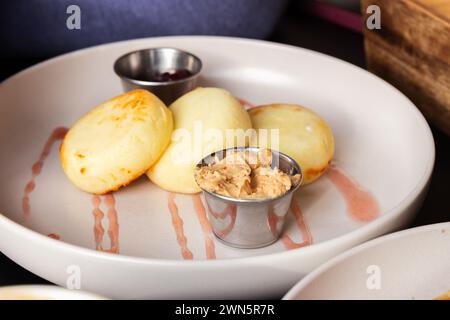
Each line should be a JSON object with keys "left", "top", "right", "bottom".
{"left": 0, "top": 8, "right": 449, "bottom": 288}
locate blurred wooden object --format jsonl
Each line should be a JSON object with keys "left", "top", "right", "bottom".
{"left": 362, "top": 0, "right": 450, "bottom": 135}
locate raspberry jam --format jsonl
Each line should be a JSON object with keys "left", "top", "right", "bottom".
{"left": 136, "top": 69, "right": 193, "bottom": 82}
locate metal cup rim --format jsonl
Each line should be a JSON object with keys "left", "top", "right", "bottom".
{"left": 113, "top": 47, "right": 203, "bottom": 87}
{"left": 195, "top": 147, "right": 303, "bottom": 204}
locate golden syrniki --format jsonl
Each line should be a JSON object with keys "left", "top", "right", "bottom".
{"left": 147, "top": 87, "right": 253, "bottom": 194}
{"left": 60, "top": 89, "right": 173, "bottom": 194}
{"left": 249, "top": 104, "right": 334, "bottom": 184}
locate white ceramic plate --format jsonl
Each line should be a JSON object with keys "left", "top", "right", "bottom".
{"left": 0, "top": 36, "right": 434, "bottom": 299}
{"left": 284, "top": 223, "right": 450, "bottom": 300}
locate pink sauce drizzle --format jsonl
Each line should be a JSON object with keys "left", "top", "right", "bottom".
{"left": 167, "top": 193, "right": 193, "bottom": 260}
{"left": 103, "top": 193, "right": 120, "bottom": 254}
{"left": 192, "top": 195, "right": 216, "bottom": 259}
{"left": 236, "top": 97, "right": 255, "bottom": 110}
{"left": 91, "top": 195, "right": 105, "bottom": 251}
{"left": 91, "top": 194, "right": 120, "bottom": 254}
{"left": 206, "top": 202, "right": 237, "bottom": 238}
{"left": 327, "top": 166, "right": 380, "bottom": 223}
{"left": 268, "top": 205, "right": 282, "bottom": 237}
{"left": 22, "top": 127, "right": 68, "bottom": 217}
{"left": 47, "top": 233, "right": 60, "bottom": 240}
{"left": 281, "top": 199, "right": 313, "bottom": 250}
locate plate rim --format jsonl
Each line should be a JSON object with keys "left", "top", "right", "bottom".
{"left": 0, "top": 285, "right": 106, "bottom": 300}
{"left": 282, "top": 221, "right": 450, "bottom": 299}
{"left": 0, "top": 35, "right": 436, "bottom": 266}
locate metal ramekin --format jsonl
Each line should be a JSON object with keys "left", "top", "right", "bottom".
{"left": 195, "top": 147, "right": 302, "bottom": 249}
{"left": 114, "top": 47, "right": 202, "bottom": 105}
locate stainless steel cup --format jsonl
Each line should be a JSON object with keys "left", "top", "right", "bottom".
{"left": 195, "top": 147, "right": 302, "bottom": 249}
{"left": 113, "top": 47, "right": 202, "bottom": 105}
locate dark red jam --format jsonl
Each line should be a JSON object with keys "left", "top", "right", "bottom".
{"left": 138, "top": 69, "right": 192, "bottom": 82}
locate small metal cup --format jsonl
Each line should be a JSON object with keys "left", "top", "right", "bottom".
{"left": 114, "top": 47, "right": 202, "bottom": 105}
{"left": 196, "top": 147, "right": 302, "bottom": 249}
